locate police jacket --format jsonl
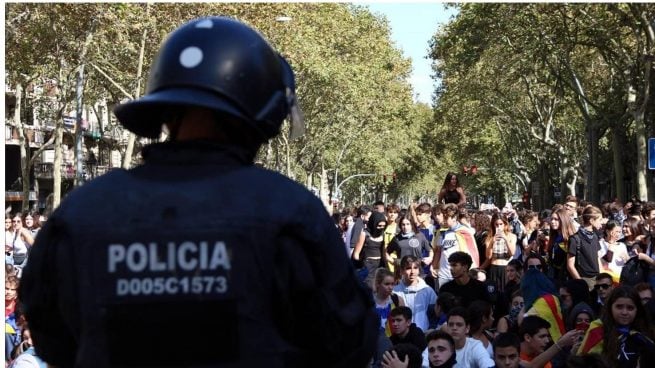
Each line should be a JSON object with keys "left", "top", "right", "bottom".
{"left": 19, "top": 141, "right": 378, "bottom": 368}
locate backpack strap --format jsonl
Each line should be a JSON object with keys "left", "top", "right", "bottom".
{"left": 12, "top": 231, "right": 18, "bottom": 254}
{"left": 390, "top": 293, "right": 399, "bottom": 308}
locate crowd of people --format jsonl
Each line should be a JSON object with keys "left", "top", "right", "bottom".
{"left": 5, "top": 211, "right": 46, "bottom": 367}
{"left": 334, "top": 185, "right": 655, "bottom": 368}
{"left": 7, "top": 175, "right": 655, "bottom": 368}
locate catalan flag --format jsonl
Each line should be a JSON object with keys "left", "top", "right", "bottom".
{"left": 526, "top": 293, "right": 566, "bottom": 341}
{"left": 578, "top": 319, "right": 604, "bottom": 355}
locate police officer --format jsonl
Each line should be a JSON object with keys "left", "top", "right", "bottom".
{"left": 19, "top": 17, "right": 377, "bottom": 368}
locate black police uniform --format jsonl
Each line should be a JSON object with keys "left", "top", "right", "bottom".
{"left": 19, "top": 16, "right": 377, "bottom": 368}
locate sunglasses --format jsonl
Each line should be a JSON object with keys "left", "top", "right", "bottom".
{"left": 594, "top": 284, "right": 612, "bottom": 290}
{"left": 527, "top": 264, "right": 543, "bottom": 271}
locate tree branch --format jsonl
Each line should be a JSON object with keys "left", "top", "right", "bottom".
{"left": 89, "top": 63, "right": 133, "bottom": 99}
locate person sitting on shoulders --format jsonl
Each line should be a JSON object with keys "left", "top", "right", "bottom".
{"left": 438, "top": 172, "right": 466, "bottom": 206}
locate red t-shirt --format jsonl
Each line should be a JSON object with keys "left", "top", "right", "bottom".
{"left": 5, "top": 299, "right": 16, "bottom": 318}
{"left": 520, "top": 351, "right": 552, "bottom": 368}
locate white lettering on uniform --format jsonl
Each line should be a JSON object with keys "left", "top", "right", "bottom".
{"left": 117, "top": 279, "right": 129, "bottom": 295}
{"left": 178, "top": 241, "right": 197, "bottom": 271}
{"left": 199, "top": 241, "right": 208, "bottom": 269}
{"left": 165, "top": 278, "right": 178, "bottom": 293}
{"left": 210, "top": 241, "right": 231, "bottom": 270}
{"left": 149, "top": 243, "right": 166, "bottom": 271}
{"left": 108, "top": 244, "right": 125, "bottom": 272}
{"left": 167, "top": 242, "right": 176, "bottom": 271}
{"left": 106, "top": 240, "right": 231, "bottom": 273}
{"left": 126, "top": 243, "right": 148, "bottom": 272}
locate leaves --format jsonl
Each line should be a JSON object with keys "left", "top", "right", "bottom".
{"left": 429, "top": 3, "right": 655, "bottom": 204}
{"left": 6, "top": 3, "right": 434, "bottom": 207}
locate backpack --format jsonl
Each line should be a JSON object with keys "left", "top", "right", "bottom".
{"left": 620, "top": 256, "right": 649, "bottom": 286}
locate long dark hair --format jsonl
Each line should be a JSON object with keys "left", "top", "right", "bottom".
{"left": 397, "top": 215, "right": 417, "bottom": 234}
{"left": 601, "top": 286, "right": 655, "bottom": 364}
{"left": 441, "top": 172, "right": 460, "bottom": 190}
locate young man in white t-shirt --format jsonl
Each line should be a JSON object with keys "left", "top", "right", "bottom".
{"left": 438, "top": 307, "right": 494, "bottom": 368}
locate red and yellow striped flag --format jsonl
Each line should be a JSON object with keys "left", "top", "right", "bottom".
{"left": 526, "top": 294, "right": 566, "bottom": 341}
{"left": 577, "top": 319, "right": 604, "bottom": 355}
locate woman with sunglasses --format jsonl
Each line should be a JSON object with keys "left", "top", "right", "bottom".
{"left": 8, "top": 213, "right": 34, "bottom": 269}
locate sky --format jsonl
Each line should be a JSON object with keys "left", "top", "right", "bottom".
{"left": 364, "top": 3, "right": 458, "bottom": 105}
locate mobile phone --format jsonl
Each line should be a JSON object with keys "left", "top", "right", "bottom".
{"left": 575, "top": 321, "right": 590, "bottom": 332}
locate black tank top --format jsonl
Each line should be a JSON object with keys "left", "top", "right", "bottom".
{"left": 363, "top": 235, "right": 383, "bottom": 258}
{"left": 443, "top": 188, "right": 461, "bottom": 204}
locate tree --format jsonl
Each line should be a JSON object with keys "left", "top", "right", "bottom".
{"left": 428, "top": 3, "right": 655, "bottom": 207}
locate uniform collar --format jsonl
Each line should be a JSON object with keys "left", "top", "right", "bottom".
{"left": 141, "top": 140, "right": 255, "bottom": 165}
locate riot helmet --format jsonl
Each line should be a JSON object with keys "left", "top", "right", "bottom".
{"left": 113, "top": 16, "right": 304, "bottom": 140}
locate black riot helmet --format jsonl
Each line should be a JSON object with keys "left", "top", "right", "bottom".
{"left": 113, "top": 16, "right": 304, "bottom": 140}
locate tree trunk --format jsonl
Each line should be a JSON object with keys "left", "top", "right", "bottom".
{"left": 560, "top": 155, "right": 569, "bottom": 198}
{"left": 53, "top": 115, "right": 64, "bottom": 209}
{"left": 319, "top": 163, "right": 330, "bottom": 213}
{"left": 634, "top": 55, "right": 652, "bottom": 201}
{"left": 586, "top": 122, "right": 599, "bottom": 203}
{"left": 306, "top": 171, "right": 313, "bottom": 189}
{"left": 566, "top": 170, "right": 577, "bottom": 198}
{"left": 612, "top": 126, "right": 625, "bottom": 201}
{"left": 122, "top": 3, "right": 150, "bottom": 169}
{"left": 14, "top": 83, "right": 31, "bottom": 212}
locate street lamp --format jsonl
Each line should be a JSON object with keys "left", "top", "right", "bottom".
{"left": 335, "top": 173, "right": 376, "bottom": 201}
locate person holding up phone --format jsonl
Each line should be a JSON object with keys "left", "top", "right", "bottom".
{"left": 599, "top": 220, "right": 630, "bottom": 283}
{"left": 481, "top": 213, "right": 517, "bottom": 293}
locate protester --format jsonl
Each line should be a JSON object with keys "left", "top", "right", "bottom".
{"left": 578, "top": 286, "right": 655, "bottom": 367}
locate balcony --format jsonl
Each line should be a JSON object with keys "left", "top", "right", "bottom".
{"left": 5, "top": 191, "right": 37, "bottom": 202}
{"left": 34, "top": 163, "right": 77, "bottom": 180}
{"left": 5, "top": 125, "right": 46, "bottom": 147}
{"left": 34, "top": 162, "right": 114, "bottom": 181}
